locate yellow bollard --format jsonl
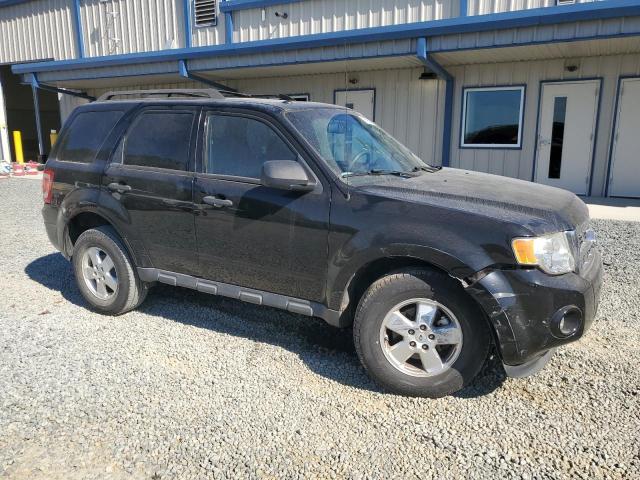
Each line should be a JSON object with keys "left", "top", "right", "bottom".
{"left": 12, "top": 130, "right": 24, "bottom": 164}
{"left": 50, "top": 130, "right": 58, "bottom": 147}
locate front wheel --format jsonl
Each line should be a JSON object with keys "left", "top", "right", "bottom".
{"left": 72, "top": 226, "right": 148, "bottom": 315}
{"left": 353, "top": 269, "right": 490, "bottom": 397}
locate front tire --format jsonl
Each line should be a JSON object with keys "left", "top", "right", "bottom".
{"left": 72, "top": 226, "right": 148, "bottom": 315}
{"left": 353, "top": 268, "right": 490, "bottom": 398}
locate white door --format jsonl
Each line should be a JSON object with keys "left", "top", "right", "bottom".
{"left": 334, "top": 89, "right": 375, "bottom": 121}
{"left": 609, "top": 78, "right": 640, "bottom": 198}
{"left": 535, "top": 80, "right": 600, "bottom": 195}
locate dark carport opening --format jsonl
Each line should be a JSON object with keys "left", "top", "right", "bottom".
{"left": 0, "top": 65, "right": 61, "bottom": 163}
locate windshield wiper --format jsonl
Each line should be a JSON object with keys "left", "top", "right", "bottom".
{"left": 412, "top": 165, "right": 442, "bottom": 173}
{"left": 341, "top": 169, "right": 412, "bottom": 178}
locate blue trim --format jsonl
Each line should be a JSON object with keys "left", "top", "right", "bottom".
{"left": 429, "top": 31, "right": 640, "bottom": 55}
{"left": 178, "top": 59, "right": 237, "bottom": 91}
{"left": 220, "top": 0, "right": 302, "bottom": 13}
{"left": 13, "top": 0, "right": 640, "bottom": 75}
{"left": 184, "top": 0, "right": 192, "bottom": 48}
{"left": 72, "top": 0, "right": 85, "bottom": 58}
{"left": 530, "top": 78, "right": 602, "bottom": 195}
{"left": 225, "top": 10, "right": 234, "bottom": 44}
{"left": 460, "top": 0, "right": 468, "bottom": 17}
{"left": 0, "top": 0, "right": 33, "bottom": 7}
{"left": 417, "top": 37, "right": 453, "bottom": 167}
{"left": 459, "top": 85, "right": 526, "bottom": 150}
{"left": 604, "top": 76, "right": 640, "bottom": 198}
{"left": 333, "top": 88, "right": 377, "bottom": 122}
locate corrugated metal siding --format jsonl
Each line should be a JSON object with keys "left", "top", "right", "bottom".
{"left": 467, "top": 0, "right": 596, "bottom": 16}
{"left": 0, "top": 0, "right": 76, "bottom": 63}
{"left": 428, "top": 16, "right": 640, "bottom": 52}
{"left": 233, "top": 0, "right": 459, "bottom": 43}
{"left": 189, "top": 39, "right": 415, "bottom": 71}
{"left": 448, "top": 53, "right": 640, "bottom": 196}
{"left": 231, "top": 68, "right": 445, "bottom": 164}
{"left": 79, "top": 0, "right": 184, "bottom": 57}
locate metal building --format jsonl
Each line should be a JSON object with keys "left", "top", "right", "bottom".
{"left": 1, "top": 0, "right": 640, "bottom": 197}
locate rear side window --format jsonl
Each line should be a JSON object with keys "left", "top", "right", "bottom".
{"left": 205, "top": 114, "right": 296, "bottom": 179}
{"left": 123, "top": 111, "right": 195, "bottom": 171}
{"left": 56, "top": 110, "right": 123, "bottom": 163}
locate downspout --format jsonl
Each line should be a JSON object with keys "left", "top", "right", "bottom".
{"left": 184, "top": 0, "right": 193, "bottom": 48}
{"left": 224, "top": 3, "right": 234, "bottom": 44}
{"left": 72, "top": 0, "right": 85, "bottom": 58}
{"left": 178, "top": 60, "right": 237, "bottom": 92}
{"left": 28, "top": 73, "right": 96, "bottom": 161}
{"left": 416, "top": 37, "right": 453, "bottom": 168}
{"left": 29, "top": 75, "right": 45, "bottom": 162}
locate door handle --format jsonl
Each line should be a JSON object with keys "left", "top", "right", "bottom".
{"left": 202, "top": 196, "right": 233, "bottom": 208}
{"left": 107, "top": 182, "right": 132, "bottom": 193}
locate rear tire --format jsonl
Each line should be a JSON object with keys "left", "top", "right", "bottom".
{"left": 72, "top": 226, "right": 148, "bottom": 315}
{"left": 353, "top": 268, "right": 490, "bottom": 398}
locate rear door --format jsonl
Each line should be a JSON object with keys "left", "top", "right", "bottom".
{"left": 103, "top": 106, "right": 200, "bottom": 275}
{"left": 193, "top": 109, "right": 330, "bottom": 301}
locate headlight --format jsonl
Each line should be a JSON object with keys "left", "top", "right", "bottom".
{"left": 512, "top": 231, "right": 576, "bottom": 275}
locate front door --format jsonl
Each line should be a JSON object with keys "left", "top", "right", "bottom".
{"left": 335, "top": 89, "right": 375, "bottom": 121}
{"left": 535, "top": 80, "right": 600, "bottom": 195}
{"left": 193, "top": 110, "right": 330, "bottom": 302}
{"left": 609, "top": 78, "right": 640, "bottom": 198}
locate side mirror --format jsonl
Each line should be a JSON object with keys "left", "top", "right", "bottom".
{"left": 261, "top": 160, "right": 313, "bottom": 191}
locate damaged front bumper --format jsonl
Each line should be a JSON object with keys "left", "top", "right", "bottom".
{"left": 466, "top": 249, "right": 602, "bottom": 376}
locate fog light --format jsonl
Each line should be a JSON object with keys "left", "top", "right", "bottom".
{"left": 551, "top": 306, "right": 583, "bottom": 338}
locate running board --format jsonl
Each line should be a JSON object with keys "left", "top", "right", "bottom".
{"left": 137, "top": 268, "right": 343, "bottom": 327}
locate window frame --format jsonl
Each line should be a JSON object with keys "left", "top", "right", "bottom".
{"left": 199, "top": 110, "right": 309, "bottom": 185}
{"left": 53, "top": 108, "right": 125, "bottom": 164}
{"left": 460, "top": 85, "right": 526, "bottom": 150}
{"left": 117, "top": 107, "right": 199, "bottom": 173}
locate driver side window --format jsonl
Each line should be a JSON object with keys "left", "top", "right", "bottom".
{"left": 205, "top": 114, "right": 297, "bottom": 179}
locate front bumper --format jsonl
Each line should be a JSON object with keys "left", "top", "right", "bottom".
{"left": 467, "top": 249, "right": 602, "bottom": 368}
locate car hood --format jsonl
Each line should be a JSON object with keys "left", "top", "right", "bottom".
{"left": 353, "top": 167, "right": 589, "bottom": 234}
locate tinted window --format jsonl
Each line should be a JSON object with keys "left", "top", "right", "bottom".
{"left": 56, "top": 110, "right": 123, "bottom": 163}
{"left": 124, "top": 111, "right": 194, "bottom": 171}
{"left": 462, "top": 88, "right": 524, "bottom": 147}
{"left": 205, "top": 114, "right": 296, "bottom": 178}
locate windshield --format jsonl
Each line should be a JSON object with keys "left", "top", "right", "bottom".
{"left": 285, "top": 108, "right": 437, "bottom": 178}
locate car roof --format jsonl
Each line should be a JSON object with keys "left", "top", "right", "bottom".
{"left": 81, "top": 96, "right": 344, "bottom": 115}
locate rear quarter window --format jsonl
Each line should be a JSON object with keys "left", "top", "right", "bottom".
{"left": 55, "top": 110, "right": 124, "bottom": 163}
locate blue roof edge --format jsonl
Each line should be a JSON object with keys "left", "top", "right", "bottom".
{"left": 12, "top": 0, "right": 640, "bottom": 75}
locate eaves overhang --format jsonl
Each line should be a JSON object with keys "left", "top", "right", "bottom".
{"left": 11, "top": 0, "right": 640, "bottom": 76}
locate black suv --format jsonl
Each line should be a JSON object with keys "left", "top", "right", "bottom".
{"left": 41, "top": 89, "right": 602, "bottom": 397}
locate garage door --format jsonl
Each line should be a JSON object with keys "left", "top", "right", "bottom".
{"left": 609, "top": 78, "right": 640, "bottom": 198}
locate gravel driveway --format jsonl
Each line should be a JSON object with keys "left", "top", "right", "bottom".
{"left": 0, "top": 178, "right": 638, "bottom": 480}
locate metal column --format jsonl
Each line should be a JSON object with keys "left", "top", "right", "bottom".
{"left": 31, "top": 83, "right": 45, "bottom": 163}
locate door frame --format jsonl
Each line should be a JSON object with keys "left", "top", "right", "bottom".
{"left": 531, "top": 78, "right": 603, "bottom": 196}
{"left": 333, "top": 88, "right": 376, "bottom": 121}
{"left": 605, "top": 75, "right": 640, "bottom": 198}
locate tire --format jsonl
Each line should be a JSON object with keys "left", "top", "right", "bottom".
{"left": 353, "top": 268, "right": 490, "bottom": 398}
{"left": 72, "top": 225, "right": 148, "bottom": 315}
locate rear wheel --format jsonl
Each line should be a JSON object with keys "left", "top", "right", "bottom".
{"left": 353, "top": 268, "right": 490, "bottom": 397}
{"left": 72, "top": 226, "right": 148, "bottom": 315}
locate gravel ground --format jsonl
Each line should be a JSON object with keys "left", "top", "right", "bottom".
{"left": 0, "top": 177, "right": 638, "bottom": 480}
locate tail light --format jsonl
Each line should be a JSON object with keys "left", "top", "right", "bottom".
{"left": 42, "top": 168, "right": 54, "bottom": 204}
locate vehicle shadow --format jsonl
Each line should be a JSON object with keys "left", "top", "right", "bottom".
{"left": 25, "top": 253, "right": 506, "bottom": 398}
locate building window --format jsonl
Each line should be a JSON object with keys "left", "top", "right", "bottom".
{"left": 288, "top": 94, "right": 310, "bottom": 101}
{"left": 461, "top": 86, "right": 525, "bottom": 148}
{"left": 556, "top": 0, "right": 576, "bottom": 5}
{"left": 194, "top": 0, "right": 217, "bottom": 27}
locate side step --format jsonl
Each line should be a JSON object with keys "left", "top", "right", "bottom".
{"left": 137, "top": 268, "right": 344, "bottom": 327}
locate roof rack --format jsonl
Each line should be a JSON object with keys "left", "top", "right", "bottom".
{"left": 96, "top": 88, "right": 227, "bottom": 102}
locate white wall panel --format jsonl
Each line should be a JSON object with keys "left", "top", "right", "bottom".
{"left": 233, "top": 0, "right": 459, "bottom": 43}
{"left": 0, "top": 0, "right": 76, "bottom": 63}
{"left": 448, "top": 53, "right": 640, "bottom": 196}
{"left": 79, "top": 0, "right": 184, "bottom": 57}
